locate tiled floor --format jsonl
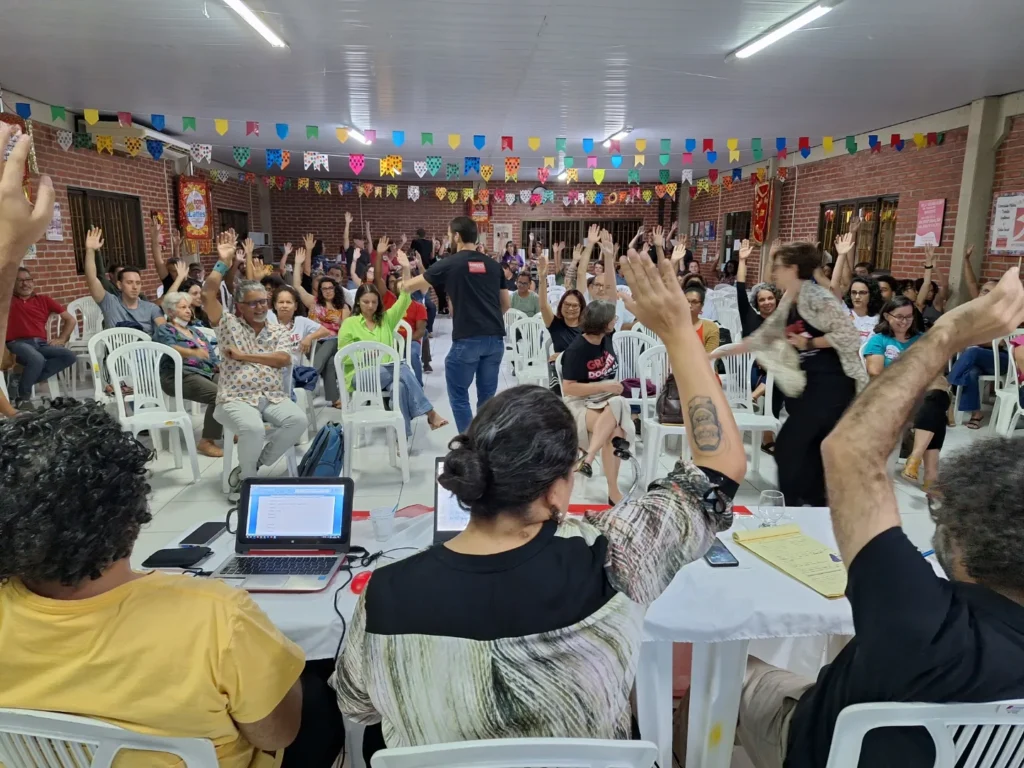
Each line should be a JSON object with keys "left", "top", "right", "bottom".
{"left": 130, "top": 315, "right": 966, "bottom": 568}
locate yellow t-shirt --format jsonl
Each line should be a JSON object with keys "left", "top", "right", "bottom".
{"left": 0, "top": 572, "right": 305, "bottom": 768}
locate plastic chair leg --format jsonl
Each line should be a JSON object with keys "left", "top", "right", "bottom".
{"left": 396, "top": 427, "right": 410, "bottom": 483}
{"left": 342, "top": 424, "right": 354, "bottom": 478}
{"left": 178, "top": 424, "right": 201, "bottom": 483}
{"left": 222, "top": 428, "right": 235, "bottom": 494}
{"left": 170, "top": 427, "right": 183, "bottom": 470}
{"left": 751, "top": 430, "right": 762, "bottom": 474}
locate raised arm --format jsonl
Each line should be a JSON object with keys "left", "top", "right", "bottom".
{"left": 167, "top": 261, "right": 188, "bottom": 294}
{"left": 601, "top": 229, "right": 615, "bottom": 278}
{"left": 365, "top": 221, "right": 372, "bottom": 253}
{"left": 83, "top": 226, "right": 107, "bottom": 304}
{"left": 563, "top": 244, "right": 582, "bottom": 292}
{"left": 373, "top": 236, "right": 389, "bottom": 295}
{"left": 278, "top": 242, "right": 293, "bottom": 278}
{"left": 933, "top": 261, "right": 951, "bottom": 312}
{"left": 628, "top": 224, "right": 645, "bottom": 251}
{"left": 962, "top": 245, "right": 981, "bottom": 300}
{"left": 201, "top": 231, "right": 237, "bottom": 328}
{"left": 243, "top": 238, "right": 257, "bottom": 280}
{"left": 823, "top": 268, "right": 1024, "bottom": 565}
{"left": 916, "top": 244, "right": 935, "bottom": 312}
{"left": 537, "top": 253, "right": 555, "bottom": 326}
{"left": 576, "top": 224, "right": 600, "bottom": 286}
{"left": 830, "top": 232, "right": 855, "bottom": 300}
{"left": 651, "top": 225, "right": 666, "bottom": 264}
{"left": 343, "top": 211, "right": 352, "bottom": 251}
{"left": 291, "top": 248, "right": 317, "bottom": 309}
{"left": 552, "top": 241, "right": 565, "bottom": 278}
{"left": 150, "top": 215, "right": 169, "bottom": 281}
{"left": 622, "top": 251, "right": 746, "bottom": 483}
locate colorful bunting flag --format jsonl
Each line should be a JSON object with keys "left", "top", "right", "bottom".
{"left": 732, "top": 168, "right": 742, "bottom": 181}
{"left": 47, "top": 105, "right": 65, "bottom": 122}
{"left": 446, "top": 163, "right": 459, "bottom": 180}
{"left": 117, "top": 111, "right": 132, "bottom": 127}
{"left": 723, "top": 177, "right": 733, "bottom": 192}
{"left": 798, "top": 136, "right": 810, "bottom": 159}
{"left": 462, "top": 188, "right": 474, "bottom": 202}
{"left": 913, "top": 133, "right": 927, "bottom": 149}
{"left": 464, "top": 156, "right": 480, "bottom": 175}
{"left": 635, "top": 139, "right": 647, "bottom": 152}
{"left": 927, "top": 131, "right": 938, "bottom": 147}
{"left": 751, "top": 138, "right": 762, "bottom": 161}
{"left": 422, "top": 132, "right": 433, "bottom": 146}
{"left": 408, "top": 185, "right": 420, "bottom": 201}
{"left": 662, "top": 139, "right": 672, "bottom": 153}
{"left": 627, "top": 169, "right": 640, "bottom": 184}
{"left": 233, "top": 146, "right": 251, "bottom": 166}
{"left": 608, "top": 139, "right": 620, "bottom": 153}
{"left": 537, "top": 167, "right": 550, "bottom": 184}
{"left": 593, "top": 169, "right": 605, "bottom": 184}
{"left": 659, "top": 154, "right": 670, "bottom": 166}
{"left": 215, "top": 119, "right": 229, "bottom": 136}
{"left": 665, "top": 183, "right": 677, "bottom": 199}
{"left": 891, "top": 133, "right": 903, "bottom": 150}
{"left": 728, "top": 138, "right": 739, "bottom": 163}
{"left": 564, "top": 156, "right": 575, "bottom": 168}
{"left": 387, "top": 184, "right": 398, "bottom": 198}
{"left": 146, "top": 139, "right": 164, "bottom": 160}
{"left": 868, "top": 135, "right": 880, "bottom": 154}
{"left": 634, "top": 155, "right": 645, "bottom": 167}
{"left": 276, "top": 123, "right": 289, "bottom": 140}
{"left": 244, "top": 121, "right": 258, "bottom": 136}
{"left": 298, "top": 178, "right": 309, "bottom": 190}
{"left": 682, "top": 152, "right": 692, "bottom": 164}
{"left": 528, "top": 137, "right": 540, "bottom": 151}
{"left": 823, "top": 136, "right": 833, "bottom": 155}
{"left": 543, "top": 156, "right": 555, "bottom": 169}
{"left": 83, "top": 109, "right": 100, "bottom": 126}
{"left": 582, "top": 138, "right": 594, "bottom": 153}
{"left": 846, "top": 136, "right": 857, "bottom": 154}
{"left": 776, "top": 137, "right": 787, "bottom": 159}
{"left": 708, "top": 169, "right": 718, "bottom": 183}
{"left": 387, "top": 130, "right": 402, "bottom": 146}
{"left": 500, "top": 136, "right": 514, "bottom": 152}
{"left": 447, "top": 190, "right": 458, "bottom": 204}
{"left": 73, "top": 133, "right": 93, "bottom": 149}
{"left": 643, "top": 189, "right": 653, "bottom": 203}
{"left": 610, "top": 155, "right": 622, "bottom": 168}
{"left": 555, "top": 137, "right": 566, "bottom": 152}
{"left": 473, "top": 134, "right": 485, "bottom": 150}
{"left": 480, "top": 164, "right": 493, "bottom": 182}
{"left": 95, "top": 136, "right": 114, "bottom": 155}
{"left": 151, "top": 114, "right": 165, "bottom": 131}
{"left": 448, "top": 134, "right": 461, "bottom": 150}
{"left": 659, "top": 170, "right": 670, "bottom": 184}
{"left": 504, "top": 157, "right": 520, "bottom": 181}
{"left": 375, "top": 185, "right": 383, "bottom": 197}
{"left": 413, "top": 160, "right": 427, "bottom": 178}
{"left": 349, "top": 154, "right": 365, "bottom": 174}
{"left": 682, "top": 169, "right": 693, "bottom": 184}
{"left": 190, "top": 143, "right": 213, "bottom": 164}
{"left": 587, "top": 156, "right": 598, "bottom": 169}
{"left": 565, "top": 168, "right": 578, "bottom": 183}
{"left": 265, "top": 148, "right": 281, "bottom": 169}
{"left": 56, "top": 130, "right": 73, "bottom": 152}
{"left": 182, "top": 117, "right": 196, "bottom": 132}
{"left": 706, "top": 151, "right": 717, "bottom": 164}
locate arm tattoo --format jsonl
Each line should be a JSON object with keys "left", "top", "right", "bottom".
{"left": 687, "top": 396, "right": 723, "bottom": 452}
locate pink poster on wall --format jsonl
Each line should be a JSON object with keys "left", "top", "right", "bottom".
{"left": 914, "top": 198, "right": 945, "bottom": 247}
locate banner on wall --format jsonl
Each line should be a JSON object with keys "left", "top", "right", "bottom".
{"left": 990, "top": 193, "right": 1024, "bottom": 254}
{"left": 914, "top": 198, "right": 945, "bottom": 247}
{"left": 176, "top": 176, "right": 214, "bottom": 255}
{"left": 751, "top": 182, "right": 773, "bottom": 245}
{"left": 45, "top": 202, "right": 63, "bottom": 241}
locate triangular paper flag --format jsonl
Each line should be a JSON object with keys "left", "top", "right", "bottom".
{"left": 448, "top": 134, "right": 461, "bottom": 150}
{"left": 610, "top": 155, "right": 622, "bottom": 168}
{"left": 727, "top": 138, "right": 738, "bottom": 151}
{"left": 446, "top": 163, "right": 459, "bottom": 181}
{"left": 117, "top": 111, "right": 132, "bottom": 127}
{"left": 868, "top": 135, "right": 880, "bottom": 154}
{"left": 542, "top": 189, "right": 555, "bottom": 204}
{"left": 74, "top": 133, "right": 93, "bottom": 149}
{"left": 215, "top": 118, "right": 229, "bottom": 136}
{"left": 307, "top": 125, "right": 319, "bottom": 139}
{"left": 146, "top": 139, "right": 164, "bottom": 160}
{"left": 392, "top": 130, "right": 405, "bottom": 146}
{"left": 537, "top": 167, "right": 550, "bottom": 184}
{"left": 464, "top": 156, "right": 480, "bottom": 175}
{"left": 421, "top": 132, "right": 433, "bottom": 146}
{"left": 635, "top": 139, "right": 647, "bottom": 152}
{"left": 336, "top": 128, "right": 349, "bottom": 143}
{"left": 83, "top": 109, "right": 100, "bottom": 126}
{"left": 751, "top": 138, "right": 762, "bottom": 161}
{"left": 585, "top": 190, "right": 596, "bottom": 203}
{"left": 659, "top": 154, "right": 670, "bottom": 166}
{"left": 729, "top": 149, "right": 740, "bottom": 162}
{"left": 627, "top": 169, "right": 640, "bottom": 184}
{"left": 480, "top": 164, "right": 493, "bottom": 182}
{"left": 408, "top": 185, "right": 420, "bottom": 201}
{"left": 565, "top": 168, "right": 578, "bottom": 183}
{"left": 247, "top": 121, "right": 260, "bottom": 136}
{"left": 587, "top": 156, "right": 598, "bottom": 169}
{"left": 543, "top": 156, "right": 555, "bottom": 169}
{"left": 504, "top": 156, "right": 520, "bottom": 181}
{"left": 280, "top": 150, "right": 291, "bottom": 170}
{"left": 665, "top": 183, "right": 678, "bottom": 199}
{"left": 501, "top": 136, "right": 514, "bottom": 151}
{"left": 520, "top": 189, "right": 532, "bottom": 204}
{"left": 478, "top": 189, "right": 490, "bottom": 203}
{"left": 233, "top": 146, "right": 251, "bottom": 166}
{"left": 709, "top": 169, "right": 719, "bottom": 183}
{"left": 642, "top": 189, "right": 652, "bottom": 203}
{"left": 655, "top": 185, "right": 666, "bottom": 199}
{"left": 436, "top": 187, "right": 447, "bottom": 201}
{"left": 823, "top": 136, "right": 833, "bottom": 154}
{"left": 304, "top": 151, "right": 315, "bottom": 170}
{"left": 505, "top": 193, "right": 515, "bottom": 206}
{"left": 427, "top": 156, "right": 442, "bottom": 176}
{"left": 276, "top": 123, "right": 289, "bottom": 140}
{"left": 608, "top": 140, "right": 620, "bottom": 153}
{"left": 190, "top": 143, "right": 212, "bottom": 164}
{"left": 56, "top": 130, "right": 73, "bottom": 152}
{"left": 414, "top": 160, "right": 427, "bottom": 178}
{"left": 659, "top": 170, "right": 670, "bottom": 184}
{"left": 555, "top": 137, "right": 566, "bottom": 152}
{"left": 593, "top": 169, "right": 605, "bottom": 184}
{"left": 388, "top": 184, "right": 399, "bottom": 198}
{"left": 732, "top": 168, "right": 742, "bottom": 181}
{"left": 528, "top": 137, "right": 540, "bottom": 151}
{"left": 846, "top": 135, "right": 858, "bottom": 154}
{"left": 96, "top": 136, "right": 114, "bottom": 155}
{"left": 634, "top": 155, "right": 645, "bottom": 167}
{"left": 563, "top": 195, "right": 571, "bottom": 207}
{"left": 685, "top": 138, "right": 696, "bottom": 153}
{"left": 473, "top": 134, "right": 485, "bottom": 150}
{"left": 707, "top": 151, "right": 717, "bottom": 164}
{"left": 182, "top": 116, "right": 196, "bottom": 132}
{"left": 582, "top": 138, "right": 594, "bottom": 153}
{"left": 463, "top": 188, "right": 475, "bottom": 201}
{"left": 564, "top": 156, "right": 575, "bottom": 168}
{"left": 661, "top": 139, "right": 671, "bottom": 152}
{"left": 913, "top": 132, "right": 927, "bottom": 149}
{"left": 349, "top": 154, "right": 365, "bottom": 174}
{"left": 683, "top": 152, "right": 693, "bottom": 164}
{"left": 682, "top": 169, "right": 693, "bottom": 184}
{"left": 151, "top": 114, "right": 165, "bottom": 131}
{"left": 298, "top": 178, "right": 309, "bottom": 190}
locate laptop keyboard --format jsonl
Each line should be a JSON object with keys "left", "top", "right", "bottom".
{"left": 220, "top": 556, "right": 338, "bottom": 576}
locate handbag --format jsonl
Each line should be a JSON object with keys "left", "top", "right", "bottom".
{"left": 656, "top": 374, "right": 684, "bottom": 424}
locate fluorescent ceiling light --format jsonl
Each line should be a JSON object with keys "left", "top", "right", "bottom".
{"left": 347, "top": 128, "right": 371, "bottom": 145}
{"left": 602, "top": 127, "right": 633, "bottom": 148}
{"left": 223, "top": 0, "right": 288, "bottom": 48}
{"left": 727, "top": 1, "right": 838, "bottom": 61}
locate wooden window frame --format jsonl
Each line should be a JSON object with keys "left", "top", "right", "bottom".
{"left": 68, "top": 187, "right": 146, "bottom": 275}
{"left": 817, "top": 195, "right": 899, "bottom": 271}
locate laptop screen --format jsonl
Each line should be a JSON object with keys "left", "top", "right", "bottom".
{"left": 435, "top": 460, "right": 471, "bottom": 533}
{"left": 246, "top": 482, "right": 347, "bottom": 540}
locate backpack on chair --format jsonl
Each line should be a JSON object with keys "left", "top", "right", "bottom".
{"left": 298, "top": 423, "right": 345, "bottom": 477}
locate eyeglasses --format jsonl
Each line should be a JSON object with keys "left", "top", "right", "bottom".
{"left": 243, "top": 298, "right": 270, "bottom": 309}
{"left": 850, "top": 290, "right": 869, "bottom": 297}
{"left": 887, "top": 312, "right": 913, "bottom": 323}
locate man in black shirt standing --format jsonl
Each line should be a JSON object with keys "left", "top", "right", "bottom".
{"left": 736, "top": 268, "right": 1024, "bottom": 768}
{"left": 402, "top": 216, "right": 509, "bottom": 433}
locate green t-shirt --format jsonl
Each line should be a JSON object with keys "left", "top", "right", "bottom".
{"left": 510, "top": 291, "right": 540, "bottom": 317}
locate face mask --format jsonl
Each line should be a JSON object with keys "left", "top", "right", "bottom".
{"left": 173, "top": 317, "right": 189, "bottom": 327}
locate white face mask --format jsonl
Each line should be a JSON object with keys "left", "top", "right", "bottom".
{"left": 173, "top": 316, "right": 189, "bottom": 327}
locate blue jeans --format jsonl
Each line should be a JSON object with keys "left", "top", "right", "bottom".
{"left": 410, "top": 340, "right": 423, "bottom": 386}
{"left": 413, "top": 291, "right": 437, "bottom": 333}
{"left": 445, "top": 336, "right": 504, "bottom": 433}
{"left": 6, "top": 338, "right": 78, "bottom": 398}
{"left": 949, "top": 345, "right": 1007, "bottom": 412}
{"left": 380, "top": 361, "right": 432, "bottom": 437}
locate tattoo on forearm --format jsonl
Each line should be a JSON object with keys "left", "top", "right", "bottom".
{"left": 687, "top": 396, "right": 723, "bottom": 452}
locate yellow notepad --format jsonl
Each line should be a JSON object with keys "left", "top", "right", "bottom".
{"left": 733, "top": 524, "right": 848, "bottom": 599}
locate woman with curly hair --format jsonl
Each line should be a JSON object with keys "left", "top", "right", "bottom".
{"left": 845, "top": 275, "right": 883, "bottom": 342}
{"left": 0, "top": 400, "right": 345, "bottom": 767}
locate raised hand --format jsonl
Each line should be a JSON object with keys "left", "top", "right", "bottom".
{"left": 173, "top": 260, "right": 189, "bottom": 280}
{"left": 282, "top": 242, "right": 293, "bottom": 257}
{"left": 849, "top": 216, "right": 862, "bottom": 236}
{"left": 303, "top": 232, "right": 316, "bottom": 252}
{"left": 739, "top": 239, "right": 754, "bottom": 262}
{"left": 216, "top": 231, "right": 236, "bottom": 263}
{"left": 635, "top": 224, "right": 645, "bottom": 240}
{"left": 936, "top": 268, "right": 1024, "bottom": 350}
{"left": 243, "top": 237, "right": 255, "bottom": 257}
{"left": 599, "top": 229, "right": 614, "bottom": 255}
{"left": 170, "top": 227, "right": 182, "bottom": 251}
{"left": 86, "top": 226, "right": 105, "bottom": 252}
{"left": 671, "top": 243, "right": 688, "bottom": 264}
{"left": 395, "top": 250, "right": 410, "bottom": 269}
{"left": 344, "top": 211, "right": 353, "bottom": 225}
{"left": 619, "top": 248, "right": 690, "bottom": 341}
{"left": 252, "top": 256, "right": 264, "bottom": 273}
{"left": 587, "top": 223, "right": 601, "bottom": 244}
{"left": 835, "top": 232, "right": 855, "bottom": 256}
{"left": 538, "top": 253, "right": 549, "bottom": 276}
{"left": 678, "top": 234, "right": 689, "bottom": 251}
{"left": 669, "top": 220, "right": 679, "bottom": 234}
{"left": 924, "top": 243, "right": 936, "bottom": 263}
{"left": 553, "top": 241, "right": 565, "bottom": 254}
{"left": 572, "top": 244, "right": 584, "bottom": 262}
{"left": 652, "top": 225, "right": 665, "bottom": 248}
{"left": 293, "top": 247, "right": 307, "bottom": 266}
{"left": 400, "top": 233, "right": 408, "bottom": 246}
{"left": 377, "top": 236, "right": 390, "bottom": 255}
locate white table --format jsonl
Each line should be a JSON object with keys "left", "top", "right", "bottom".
{"left": 636, "top": 508, "right": 855, "bottom": 768}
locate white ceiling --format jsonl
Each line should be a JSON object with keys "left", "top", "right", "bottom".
{"left": 2, "top": 0, "right": 1023, "bottom": 181}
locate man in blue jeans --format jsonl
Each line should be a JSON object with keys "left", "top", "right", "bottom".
{"left": 948, "top": 344, "right": 1008, "bottom": 428}
{"left": 402, "top": 216, "right": 509, "bottom": 433}
{"left": 6, "top": 267, "right": 77, "bottom": 408}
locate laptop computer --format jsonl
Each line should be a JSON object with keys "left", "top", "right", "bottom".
{"left": 212, "top": 477, "right": 353, "bottom": 592}
{"left": 433, "top": 457, "right": 471, "bottom": 544}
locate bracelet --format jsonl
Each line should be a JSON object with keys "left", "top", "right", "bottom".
{"left": 924, "top": 264, "right": 934, "bottom": 269}
{"left": 213, "top": 261, "right": 231, "bottom": 276}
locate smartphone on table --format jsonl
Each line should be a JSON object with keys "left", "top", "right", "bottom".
{"left": 180, "top": 522, "right": 227, "bottom": 547}
{"left": 704, "top": 539, "right": 739, "bottom": 567}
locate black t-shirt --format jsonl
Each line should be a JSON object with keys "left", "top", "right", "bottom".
{"left": 161, "top": 273, "right": 176, "bottom": 294}
{"left": 786, "top": 527, "right": 1024, "bottom": 768}
{"left": 785, "top": 306, "right": 845, "bottom": 377}
{"left": 548, "top": 317, "right": 582, "bottom": 354}
{"left": 411, "top": 238, "right": 434, "bottom": 268}
{"left": 561, "top": 334, "right": 617, "bottom": 383}
{"left": 424, "top": 249, "right": 505, "bottom": 341}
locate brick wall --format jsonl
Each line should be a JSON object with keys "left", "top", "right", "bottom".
{"left": 776, "top": 128, "right": 969, "bottom": 280}
{"left": 270, "top": 182, "right": 671, "bottom": 255}
{"left": 688, "top": 182, "right": 763, "bottom": 285}
{"left": 28, "top": 123, "right": 177, "bottom": 305}
{"left": 985, "top": 116, "right": 1024, "bottom": 281}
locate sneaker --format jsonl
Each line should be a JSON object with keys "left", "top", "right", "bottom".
{"left": 228, "top": 465, "right": 242, "bottom": 492}
{"left": 13, "top": 399, "right": 36, "bottom": 412}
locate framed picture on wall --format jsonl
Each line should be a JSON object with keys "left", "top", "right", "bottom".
{"left": 493, "top": 223, "right": 513, "bottom": 248}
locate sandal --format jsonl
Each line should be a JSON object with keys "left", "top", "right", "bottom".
{"left": 901, "top": 456, "right": 921, "bottom": 483}
{"left": 575, "top": 457, "right": 593, "bottom": 478}
{"left": 965, "top": 416, "right": 983, "bottom": 430}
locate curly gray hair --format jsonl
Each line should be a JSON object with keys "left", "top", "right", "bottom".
{"left": 161, "top": 291, "right": 191, "bottom": 317}
{"left": 748, "top": 282, "right": 782, "bottom": 313}
{"left": 233, "top": 279, "right": 266, "bottom": 304}
{"left": 932, "top": 436, "right": 1024, "bottom": 592}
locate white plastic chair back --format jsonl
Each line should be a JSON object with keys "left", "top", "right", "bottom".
{"left": 547, "top": 285, "right": 566, "bottom": 306}
{"left": 633, "top": 323, "right": 660, "bottom": 344}
{"left": 87, "top": 328, "right": 149, "bottom": 402}
{"left": 717, "top": 305, "right": 743, "bottom": 342}
{"left": 337, "top": 341, "right": 400, "bottom": 414}
{"left": 67, "top": 297, "right": 104, "bottom": 348}
{"left": 0, "top": 372, "right": 8, "bottom": 400}
{"left": 394, "top": 320, "right": 413, "bottom": 366}
{"left": 195, "top": 326, "right": 217, "bottom": 344}
{"left": 612, "top": 331, "right": 654, "bottom": 383}
{"left": 825, "top": 700, "right": 1024, "bottom": 768}
{"left": 104, "top": 342, "right": 181, "bottom": 421}
{"left": 717, "top": 342, "right": 757, "bottom": 410}
{"left": 0, "top": 707, "right": 218, "bottom": 768}
{"left": 503, "top": 308, "right": 528, "bottom": 339}
{"left": 554, "top": 352, "right": 565, "bottom": 391}
{"left": 371, "top": 738, "right": 658, "bottom": 768}
{"left": 638, "top": 345, "right": 670, "bottom": 420}
{"left": 219, "top": 281, "right": 232, "bottom": 313}
{"left": 510, "top": 317, "right": 548, "bottom": 373}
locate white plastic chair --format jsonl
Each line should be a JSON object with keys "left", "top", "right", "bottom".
{"left": 953, "top": 338, "right": 1003, "bottom": 425}
{"left": 825, "top": 700, "right": 1024, "bottom": 768}
{"left": 335, "top": 341, "right": 410, "bottom": 482}
{"left": 393, "top": 319, "right": 413, "bottom": 367}
{"left": 510, "top": 316, "right": 549, "bottom": 387}
{"left": 87, "top": 328, "right": 149, "bottom": 404}
{"left": 105, "top": 342, "right": 201, "bottom": 483}
{"left": 638, "top": 345, "right": 689, "bottom": 487}
{"left": 632, "top": 323, "right": 660, "bottom": 344}
{"left": 371, "top": 738, "right": 658, "bottom": 768}
{"left": 613, "top": 331, "right": 655, "bottom": 415}
{"left": 547, "top": 284, "right": 566, "bottom": 307}
{"left": 0, "top": 708, "right": 218, "bottom": 768}
{"left": 220, "top": 424, "right": 300, "bottom": 493}
{"left": 993, "top": 340, "right": 1022, "bottom": 436}
{"left": 716, "top": 342, "right": 780, "bottom": 476}
{"left": 218, "top": 280, "right": 232, "bottom": 313}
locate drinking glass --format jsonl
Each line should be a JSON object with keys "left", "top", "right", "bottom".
{"left": 756, "top": 490, "right": 786, "bottom": 528}
{"left": 370, "top": 505, "right": 397, "bottom": 542}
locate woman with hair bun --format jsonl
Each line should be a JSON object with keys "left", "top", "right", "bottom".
{"left": 332, "top": 249, "right": 747, "bottom": 756}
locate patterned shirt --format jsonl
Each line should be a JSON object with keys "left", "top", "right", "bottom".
{"left": 153, "top": 322, "right": 218, "bottom": 378}
{"left": 330, "top": 461, "right": 733, "bottom": 747}
{"left": 215, "top": 313, "right": 291, "bottom": 406}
